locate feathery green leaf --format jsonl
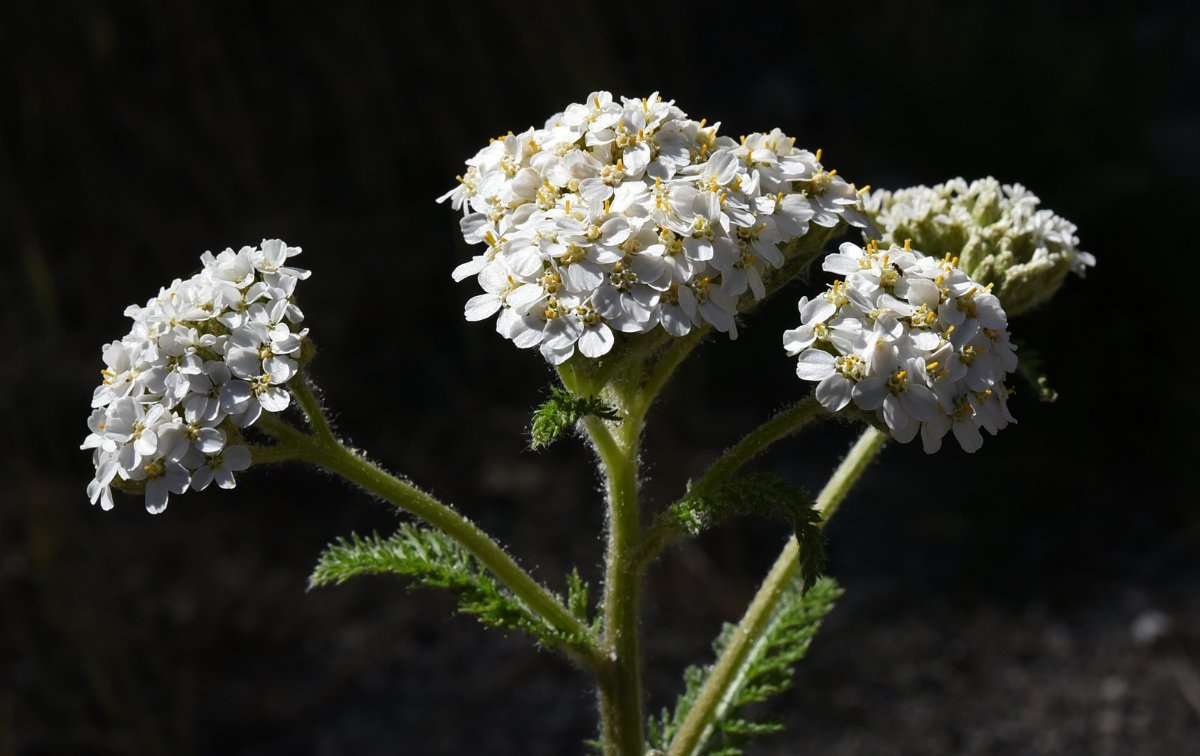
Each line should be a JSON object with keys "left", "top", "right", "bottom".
{"left": 650, "top": 576, "right": 842, "bottom": 756}
{"left": 309, "top": 525, "right": 592, "bottom": 650}
{"left": 530, "top": 385, "right": 622, "bottom": 449}
{"left": 660, "top": 472, "right": 826, "bottom": 592}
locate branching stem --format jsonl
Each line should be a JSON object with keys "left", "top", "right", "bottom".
{"left": 635, "top": 397, "right": 826, "bottom": 570}
{"left": 665, "top": 425, "right": 888, "bottom": 756}
{"left": 254, "top": 411, "right": 603, "bottom": 669}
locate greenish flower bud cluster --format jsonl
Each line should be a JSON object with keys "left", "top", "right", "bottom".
{"left": 863, "top": 177, "right": 1094, "bottom": 316}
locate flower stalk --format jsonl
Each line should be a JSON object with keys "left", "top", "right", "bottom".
{"left": 666, "top": 425, "right": 888, "bottom": 756}
{"left": 256, "top": 407, "right": 603, "bottom": 668}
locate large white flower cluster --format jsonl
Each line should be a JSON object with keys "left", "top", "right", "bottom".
{"left": 863, "top": 177, "right": 1095, "bottom": 315}
{"left": 82, "top": 240, "right": 310, "bottom": 513}
{"left": 784, "top": 240, "right": 1017, "bottom": 453}
{"left": 439, "top": 91, "right": 868, "bottom": 364}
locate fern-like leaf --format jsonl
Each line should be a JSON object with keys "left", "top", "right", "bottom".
{"left": 529, "top": 385, "right": 622, "bottom": 449}
{"left": 650, "top": 576, "right": 842, "bottom": 755}
{"left": 660, "top": 472, "right": 826, "bottom": 592}
{"left": 309, "top": 525, "right": 591, "bottom": 650}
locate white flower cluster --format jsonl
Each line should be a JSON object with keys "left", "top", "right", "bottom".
{"left": 784, "top": 240, "right": 1018, "bottom": 453}
{"left": 439, "top": 91, "right": 868, "bottom": 364}
{"left": 863, "top": 177, "right": 1095, "bottom": 315}
{"left": 82, "top": 240, "right": 310, "bottom": 513}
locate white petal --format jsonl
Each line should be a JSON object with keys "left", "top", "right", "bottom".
{"left": 953, "top": 418, "right": 984, "bottom": 453}
{"left": 578, "top": 325, "right": 615, "bottom": 358}
{"left": 194, "top": 427, "right": 227, "bottom": 454}
{"left": 464, "top": 294, "right": 502, "bottom": 322}
{"left": 800, "top": 296, "right": 837, "bottom": 324}
{"left": 258, "top": 387, "right": 291, "bottom": 413}
{"left": 815, "top": 375, "right": 853, "bottom": 411}
{"left": 900, "top": 384, "right": 939, "bottom": 422}
{"left": 795, "top": 349, "right": 834, "bottom": 381}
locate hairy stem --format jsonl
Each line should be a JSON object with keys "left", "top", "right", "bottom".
{"left": 666, "top": 425, "right": 888, "bottom": 756}
{"left": 635, "top": 397, "right": 826, "bottom": 569}
{"left": 289, "top": 374, "right": 336, "bottom": 443}
{"left": 257, "top": 412, "right": 602, "bottom": 667}
{"left": 586, "top": 409, "right": 647, "bottom": 756}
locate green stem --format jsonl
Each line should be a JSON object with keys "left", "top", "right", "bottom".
{"left": 635, "top": 397, "right": 826, "bottom": 569}
{"left": 811, "top": 425, "right": 888, "bottom": 521}
{"left": 666, "top": 425, "right": 888, "bottom": 756}
{"left": 257, "top": 412, "right": 601, "bottom": 668}
{"left": 689, "top": 397, "right": 826, "bottom": 502}
{"left": 290, "top": 374, "right": 336, "bottom": 443}
{"left": 586, "top": 410, "right": 647, "bottom": 756}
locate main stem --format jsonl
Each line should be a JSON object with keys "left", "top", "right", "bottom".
{"left": 666, "top": 425, "right": 888, "bottom": 756}
{"left": 587, "top": 410, "right": 646, "bottom": 756}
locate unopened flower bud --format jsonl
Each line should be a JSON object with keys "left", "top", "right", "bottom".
{"left": 863, "top": 177, "right": 1094, "bottom": 316}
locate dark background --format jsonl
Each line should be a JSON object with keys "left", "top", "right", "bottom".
{"left": 2, "top": 2, "right": 1197, "bottom": 754}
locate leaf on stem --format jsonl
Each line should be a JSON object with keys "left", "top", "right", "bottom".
{"left": 661, "top": 473, "right": 827, "bottom": 592}
{"left": 648, "top": 577, "right": 843, "bottom": 756}
{"left": 529, "top": 385, "right": 622, "bottom": 449}
{"left": 309, "top": 525, "right": 593, "bottom": 649}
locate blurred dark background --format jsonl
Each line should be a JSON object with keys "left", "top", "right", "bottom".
{"left": 2, "top": 2, "right": 1197, "bottom": 754}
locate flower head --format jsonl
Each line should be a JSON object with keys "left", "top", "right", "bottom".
{"left": 82, "top": 240, "right": 310, "bottom": 512}
{"left": 863, "top": 177, "right": 1094, "bottom": 315}
{"left": 440, "top": 91, "right": 868, "bottom": 365}
{"left": 785, "top": 241, "right": 1018, "bottom": 453}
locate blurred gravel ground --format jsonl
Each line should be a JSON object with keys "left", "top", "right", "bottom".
{"left": 2, "top": 2, "right": 1197, "bottom": 754}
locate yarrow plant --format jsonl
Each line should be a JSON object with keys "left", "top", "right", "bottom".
{"left": 84, "top": 92, "right": 1093, "bottom": 755}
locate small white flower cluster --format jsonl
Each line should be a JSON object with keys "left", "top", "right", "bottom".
{"left": 82, "top": 240, "right": 310, "bottom": 513}
{"left": 439, "top": 91, "right": 868, "bottom": 364}
{"left": 863, "top": 177, "right": 1095, "bottom": 315}
{"left": 784, "top": 240, "right": 1018, "bottom": 453}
